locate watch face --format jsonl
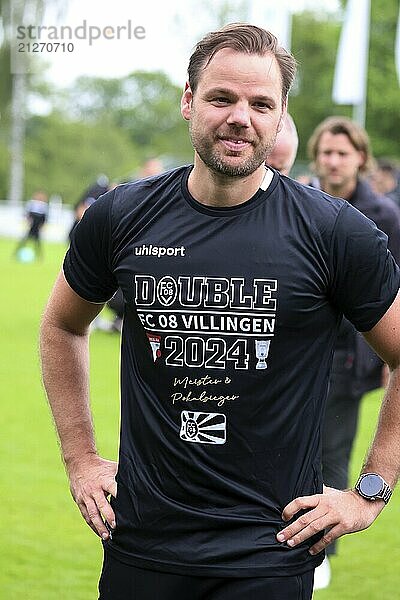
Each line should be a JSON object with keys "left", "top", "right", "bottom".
{"left": 359, "top": 474, "right": 383, "bottom": 497}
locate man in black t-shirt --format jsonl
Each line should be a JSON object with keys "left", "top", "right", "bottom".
{"left": 40, "top": 25, "right": 400, "bottom": 600}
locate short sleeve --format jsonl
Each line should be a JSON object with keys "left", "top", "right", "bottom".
{"left": 63, "top": 190, "right": 118, "bottom": 303}
{"left": 329, "top": 203, "right": 400, "bottom": 331}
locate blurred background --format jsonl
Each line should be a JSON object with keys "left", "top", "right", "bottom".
{"left": 1, "top": 0, "right": 399, "bottom": 221}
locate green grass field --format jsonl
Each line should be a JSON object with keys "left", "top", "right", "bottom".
{"left": 1, "top": 236, "right": 399, "bottom": 599}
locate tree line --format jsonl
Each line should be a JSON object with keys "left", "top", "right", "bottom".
{"left": 0, "top": 0, "right": 399, "bottom": 204}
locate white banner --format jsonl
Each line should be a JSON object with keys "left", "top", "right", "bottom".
{"left": 332, "top": 0, "right": 371, "bottom": 105}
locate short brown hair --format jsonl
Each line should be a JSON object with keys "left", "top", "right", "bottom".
{"left": 307, "top": 116, "right": 374, "bottom": 174}
{"left": 187, "top": 23, "right": 297, "bottom": 105}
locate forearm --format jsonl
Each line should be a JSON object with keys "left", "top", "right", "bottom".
{"left": 362, "top": 366, "right": 400, "bottom": 489}
{"left": 277, "top": 375, "right": 400, "bottom": 553}
{"left": 40, "top": 272, "right": 116, "bottom": 539}
{"left": 40, "top": 318, "right": 97, "bottom": 467}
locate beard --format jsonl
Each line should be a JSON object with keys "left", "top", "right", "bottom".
{"left": 189, "top": 121, "right": 277, "bottom": 178}
{"left": 317, "top": 170, "right": 348, "bottom": 192}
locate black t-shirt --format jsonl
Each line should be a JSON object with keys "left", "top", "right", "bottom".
{"left": 64, "top": 166, "right": 400, "bottom": 577}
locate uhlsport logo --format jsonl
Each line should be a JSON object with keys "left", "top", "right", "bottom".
{"left": 134, "top": 244, "right": 186, "bottom": 258}
{"left": 180, "top": 411, "right": 226, "bottom": 444}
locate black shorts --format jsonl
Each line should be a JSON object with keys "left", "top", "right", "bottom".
{"left": 98, "top": 550, "right": 314, "bottom": 600}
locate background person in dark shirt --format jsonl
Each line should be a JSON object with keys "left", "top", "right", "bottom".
{"left": 307, "top": 116, "right": 400, "bottom": 588}
{"left": 68, "top": 174, "right": 110, "bottom": 242}
{"left": 15, "top": 190, "right": 49, "bottom": 260}
{"left": 369, "top": 158, "right": 400, "bottom": 206}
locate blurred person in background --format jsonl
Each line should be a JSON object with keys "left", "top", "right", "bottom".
{"left": 137, "top": 157, "right": 164, "bottom": 178}
{"left": 14, "top": 189, "right": 49, "bottom": 260}
{"left": 69, "top": 174, "right": 110, "bottom": 242}
{"left": 266, "top": 112, "right": 298, "bottom": 175}
{"left": 369, "top": 158, "right": 400, "bottom": 206}
{"left": 307, "top": 116, "right": 400, "bottom": 589}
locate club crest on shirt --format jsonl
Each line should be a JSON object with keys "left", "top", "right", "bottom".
{"left": 157, "top": 276, "right": 178, "bottom": 306}
{"left": 180, "top": 411, "right": 226, "bottom": 444}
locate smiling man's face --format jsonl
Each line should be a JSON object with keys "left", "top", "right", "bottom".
{"left": 181, "top": 48, "right": 285, "bottom": 178}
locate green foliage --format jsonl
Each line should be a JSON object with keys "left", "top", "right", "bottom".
{"left": 23, "top": 113, "right": 140, "bottom": 202}
{"left": 367, "top": 0, "right": 400, "bottom": 157}
{"left": 1, "top": 67, "right": 193, "bottom": 202}
{"left": 63, "top": 71, "right": 193, "bottom": 163}
{"left": 1, "top": 234, "right": 400, "bottom": 598}
{"left": 0, "top": 45, "right": 12, "bottom": 122}
{"left": 290, "top": 4, "right": 400, "bottom": 164}
{"left": 289, "top": 11, "right": 347, "bottom": 163}
{"left": 1, "top": 2, "right": 399, "bottom": 198}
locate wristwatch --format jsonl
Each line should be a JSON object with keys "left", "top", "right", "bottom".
{"left": 355, "top": 473, "right": 392, "bottom": 504}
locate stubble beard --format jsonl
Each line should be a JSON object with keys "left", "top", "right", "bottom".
{"left": 318, "top": 170, "right": 347, "bottom": 194}
{"left": 189, "top": 122, "right": 277, "bottom": 178}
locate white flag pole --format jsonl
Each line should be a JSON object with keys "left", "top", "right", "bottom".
{"left": 332, "top": 0, "right": 371, "bottom": 127}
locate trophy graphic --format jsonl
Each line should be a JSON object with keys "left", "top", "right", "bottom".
{"left": 255, "top": 339, "right": 270, "bottom": 370}
{"left": 146, "top": 333, "right": 162, "bottom": 362}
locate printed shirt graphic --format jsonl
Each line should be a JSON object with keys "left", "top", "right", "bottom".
{"left": 135, "top": 273, "right": 277, "bottom": 376}
{"left": 64, "top": 166, "right": 400, "bottom": 577}
{"left": 180, "top": 411, "right": 227, "bottom": 445}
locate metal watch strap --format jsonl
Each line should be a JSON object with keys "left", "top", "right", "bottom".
{"left": 381, "top": 482, "right": 392, "bottom": 504}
